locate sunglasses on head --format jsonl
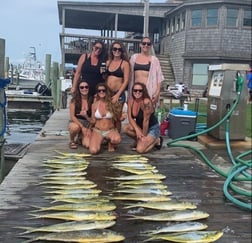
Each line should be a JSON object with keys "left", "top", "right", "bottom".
{"left": 141, "top": 42, "right": 152, "bottom": 46}
{"left": 112, "top": 47, "right": 122, "bottom": 52}
{"left": 97, "top": 89, "right": 106, "bottom": 93}
{"left": 79, "top": 85, "right": 89, "bottom": 90}
{"left": 94, "top": 46, "right": 102, "bottom": 51}
{"left": 133, "top": 89, "right": 143, "bottom": 93}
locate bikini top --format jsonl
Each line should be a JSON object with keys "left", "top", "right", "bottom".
{"left": 107, "top": 60, "right": 124, "bottom": 78}
{"left": 94, "top": 102, "right": 113, "bottom": 119}
{"left": 134, "top": 62, "right": 151, "bottom": 72}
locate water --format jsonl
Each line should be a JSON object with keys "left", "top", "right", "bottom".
{"left": 4, "top": 111, "right": 51, "bottom": 144}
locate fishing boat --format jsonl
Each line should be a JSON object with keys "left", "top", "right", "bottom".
{"left": 9, "top": 47, "right": 46, "bottom": 89}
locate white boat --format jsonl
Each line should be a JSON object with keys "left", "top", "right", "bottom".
{"left": 9, "top": 47, "right": 46, "bottom": 89}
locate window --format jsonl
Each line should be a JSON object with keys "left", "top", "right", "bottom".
{"left": 176, "top": 16, "right": 180, "bottom": 32}
{"left": 181, "top": 12, "right": 185, "bottom": 30}
{"left": 207, "top": 8, "right": 218, "bottom": 26}
{"left": 171, "top": 17, "right": 175, "bottom": 33}
{"left": 227, "top": 8, "right": 238, "bottom": 27}
{"left": 192, "top": 64, "right": 209, "bottom": 86}
{"left": 243, "top": 10, "right": 252, "bottom": 27}
{"left": 166, "top": 20, "right": 170, "bottom": 35}
{"left": 192, "top": 9, "right": 202, "bottom": 26}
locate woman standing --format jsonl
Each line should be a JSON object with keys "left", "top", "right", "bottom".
{"left": 71, "top": 40, "right": 106, "bottom": 97}
{"left": 89, "top": 83, "right": 121, "bottom": 154}
{"left": 105, "top": 41, "right": 130, "bottom": 131}
{"left": 68, "top": 80, "right": 93, "bottom": 149}
{"left": 123, "top": 82, "right": 162, "bottom": 153}
{"left": 128, "top": 37, "right": 164, "bottom": 106}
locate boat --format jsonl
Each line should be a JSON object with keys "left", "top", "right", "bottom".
{"left": 8, "top": 47, "right": 46, "bottom": 90}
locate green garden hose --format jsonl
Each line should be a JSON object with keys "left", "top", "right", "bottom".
{"left": 167, "top": 74, "right": 251, "bottom": 210}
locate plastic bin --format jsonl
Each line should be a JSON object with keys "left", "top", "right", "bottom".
{"left": 168, "top": 109, "right": 196, "bottom": 139}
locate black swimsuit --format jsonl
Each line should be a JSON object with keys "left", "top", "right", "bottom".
{"left": 107, "top": 60, "right": 124, "bottom": 78}
{"left": 134, "top": 62, "right": 151, "bottom": 72}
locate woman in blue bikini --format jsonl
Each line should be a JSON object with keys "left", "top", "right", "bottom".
{"left": 89, "top": 83, "right": 121, "bottom": 154}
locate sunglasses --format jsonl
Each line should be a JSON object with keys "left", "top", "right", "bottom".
{"left": 112, "top": 47, "right": 122, "bottom": 52}
{"left": 141, "top": 42, "right": 152, "bottom": 46}
{"left": 94, "top": 46, "right": 102, "bottom": 51}
{"left": 133, "top": 89, "right": 143, "bottom": 93}
{"left": 97, "top": 89, "right": 106, "bottom": 93}
{"left": 79, "top": 85, "right": 89, "bottom": 90}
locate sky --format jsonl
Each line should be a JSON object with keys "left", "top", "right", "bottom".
{"left": 0, "top": 0, "right": 166, "bottom": 65}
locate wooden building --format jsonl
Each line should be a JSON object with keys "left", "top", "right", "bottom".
{"left": 57, "top": 0, "right": 251, "bottom": 94}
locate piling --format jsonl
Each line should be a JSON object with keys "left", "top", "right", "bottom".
{"left": 0, "top": 38, "right": 5, "bottom": 182}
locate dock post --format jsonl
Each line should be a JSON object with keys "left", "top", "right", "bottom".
{"left": 45, "top": 54, "right": 51, "bottom": 87}
{"left": 0, "top": 38, "right": 5, "bottom": 182}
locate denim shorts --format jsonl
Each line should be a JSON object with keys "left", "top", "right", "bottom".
{"left": 148, "top": 123, "right": 160, "bottom": 139}
{"left": 114, "top": 91, "right": 126, "bottom": 104}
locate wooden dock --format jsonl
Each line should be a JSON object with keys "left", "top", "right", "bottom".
{"left": 0, "top": 108, "right": 251, "bottom": 243}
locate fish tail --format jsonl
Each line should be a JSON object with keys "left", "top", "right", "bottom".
{"left": 123, "top": 204, "right": 137, "bottom": 209}
{"left": 27, "top": 214, "right": 41, "bottom": 219}
{"left": 142, "top": 237, "right": 155, "bottom": 242}
{"left": 14, "top": 226, "right": 34, "bottom": 235}
{"left": 30, "top": 205, "right": 44, "bottom": 212}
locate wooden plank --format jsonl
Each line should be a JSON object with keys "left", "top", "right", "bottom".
{"left": 0, "top": 109, "right": 251, "bottom": 243}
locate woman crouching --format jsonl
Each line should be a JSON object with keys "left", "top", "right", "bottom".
{"left": 123, "top": 82, "right": 163, "bottom": 153}
{"left": 68, "top": 80, "right": 93, "bottom": 149}
{"left": 89, "top": 83, "right": 121, "bottom": 154}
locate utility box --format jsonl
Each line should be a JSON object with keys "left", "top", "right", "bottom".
{"left": 207, "top": 64, "right": 248, "bottom": 140}
{"left": 168, "top": 109, "right": 196, "bottom": 139}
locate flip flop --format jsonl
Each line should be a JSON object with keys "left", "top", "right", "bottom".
{"left": 155, "top": 136, "right": 163, "bottom": 150}
{"left": 69, "top": 142, "right": 78, "bottom": 149}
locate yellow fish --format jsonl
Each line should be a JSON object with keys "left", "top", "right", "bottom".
{"left": 22, "top": 229, "right": 125, "bottom": 243}
{"left": 111, "top": 193, "right": 171, "bottom": 202}
{"left": 128, "top": 210, "right": 209, "bottom": 221}
{"left": 106, "top": 173, "right": 166, "bottom": 180}
{"left": 143, "top": 230, "right": 223, "bottom": 242}
{"left": 124, "top": 201, "right": 197, "bottom": 211}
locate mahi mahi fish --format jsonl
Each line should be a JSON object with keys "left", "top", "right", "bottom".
{"left": 18, "top": 220, "right": 116, "bottom": 234}
{"left": 118, "top": 179, "right": 163, "bottom": 186}
{"left": 44, "top": 188, "right": 102, "bottom": 195}
{"left": 118, "top": 184, "right": 168, "bottom": 190}
{"left": 106, "top": 173, "right": 166, "bottom": 180}
{"left": 29, "top": 211, "right": 117, "bottom": 221}
{"left": 141, "top": 222, "right": 208, "bottom": 234}
{"left": 124, "top": 201, "right": 197, "bottom": 211}
{"left": 111, "top": 193, "right": 171, "bottom": 202}
{"left": 42, "top": 184, "right": 97, "bottom": 190}
{"left": 113, "top": 188, "right": 172, "bottom": 196}
{"left": 128, "top": 210, "right": 209, "bottom": 221}
{"left": 42, "top": 163, "right": 88, "bottom": 170}
{"left": 112, "top": 166, "right": 158, "bottom": 175}
{"left": 22, "top": 229, "right": 125, "bottom": 243}
{"left": 143, "top": 230, "right": 223, "bottom": 242}
{"left": 41, "top": 172, "right": 87, "bottom": 178}
{"left": 54, "top": 150, "right": 91, "bottom": 157}
{"left": 31, "top": 202, "right": 116, "bottom": 212}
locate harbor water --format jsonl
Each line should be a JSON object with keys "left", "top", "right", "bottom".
{"left": 5, "top": 110, "right": 51, "bottom": 144}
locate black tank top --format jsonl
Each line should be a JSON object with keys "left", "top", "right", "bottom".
{"left": 132, "top": 102, "right": 158, "bottom": 129}
{"left": 81, "top": 54, "right": 104, "bottom": 97}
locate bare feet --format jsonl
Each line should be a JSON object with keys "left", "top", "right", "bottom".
{"left": 108, "top": 143, "right": 116, "bottom": 152}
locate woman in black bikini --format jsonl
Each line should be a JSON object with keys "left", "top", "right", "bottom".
{"left": 105, "top": 41, "right": 130, "bottom": 131}
{"left": 123, "top": 82, "right": 163, "bottom": 153}
{"left": 68, "top": 80, "right": 93, "bottom": 149}
{"left": 89, "top": 83, "right": 121, "bottom": 154}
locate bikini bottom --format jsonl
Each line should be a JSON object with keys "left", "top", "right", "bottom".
{"left": 93, "top": 127, "right": 116, "bottom": 138}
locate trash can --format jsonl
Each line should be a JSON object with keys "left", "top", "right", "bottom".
{"left": 168, "top": 108, "right": 197, "bottom": 139}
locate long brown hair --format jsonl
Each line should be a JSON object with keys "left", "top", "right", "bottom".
{"left": 108, "top": 41, "right": 129, "bottom": 62}
{"left": 132, "top": 82, "right": 151, "bottom": 100}
{"left": 95, "top": 82, "right": 122, "bottom": 122}
{"left": 71, "top": 80, "right": 93, "bottom": 113}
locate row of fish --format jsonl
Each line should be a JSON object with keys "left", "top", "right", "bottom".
{"left": 108, "top": 154, "right": 224, "bottom": 242}
{"left": 18, "top": 151, "right": 125, "bottom": 243}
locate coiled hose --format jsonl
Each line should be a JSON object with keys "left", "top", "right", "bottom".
{"left": 167, "top": 74, "right": 251, "bottom": 211}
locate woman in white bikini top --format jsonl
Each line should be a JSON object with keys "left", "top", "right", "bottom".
{"left": 89, "top": 83, "right": 121, "bottom": 154}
